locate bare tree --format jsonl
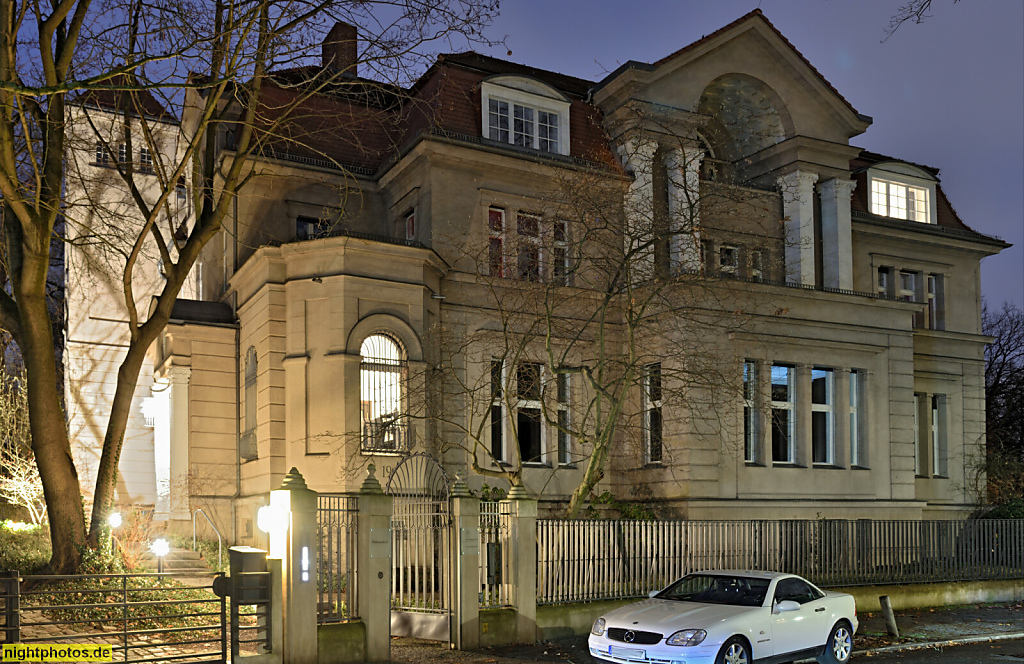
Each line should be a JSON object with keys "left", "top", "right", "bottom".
{"left": 885, "top": 0, "right": 962, "bottom": 40}
{"left": 0, "top": 0, "right": 498, "bottom": 571}
{"left": 0, "top": 361, "right": 45, "bottom": 525}
{"left": 430, "top": 111, "right": 790, "bottom": 516}
{"left": 983, "top": 301, "right": 1024, "bottom": 503}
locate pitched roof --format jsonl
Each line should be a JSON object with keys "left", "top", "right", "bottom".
{"left": 76, "top": 75, "right": 176, "bottom": 122}
{"left": 436, "top": 52, "right": 595, "bottom": 97}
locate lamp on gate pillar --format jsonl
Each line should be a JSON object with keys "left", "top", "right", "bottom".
{"left": 268, "top": 468, "right": 318, "bottom": 664}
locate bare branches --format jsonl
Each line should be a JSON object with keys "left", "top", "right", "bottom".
{"left": 884, "top": 0, "right": 960, "bottom": 41}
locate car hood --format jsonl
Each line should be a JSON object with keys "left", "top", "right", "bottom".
{"left": 602, "top": 598, "right": 757, "bottom": 632}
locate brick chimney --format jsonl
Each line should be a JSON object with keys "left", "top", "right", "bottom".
{"left": 323, "top": 22, "right": 358, "bottom": 73}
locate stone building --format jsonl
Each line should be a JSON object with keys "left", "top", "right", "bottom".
{"left": 64, "top": 10, "right": 1008, "bottom": 544}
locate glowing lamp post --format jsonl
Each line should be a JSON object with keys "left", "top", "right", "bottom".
{"left": 107, "top": 512, "right": 122, "bottom": 552}
{"left": 151, "top": 538, "right": 170, "bottom": 574}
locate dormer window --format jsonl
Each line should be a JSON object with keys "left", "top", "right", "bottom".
{"left": 866, "top": 163, "right": 938, "bottom": 225}
{"left": 481, "top": 76, "right": 570, "bottom": 155}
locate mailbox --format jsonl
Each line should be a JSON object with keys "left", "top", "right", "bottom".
{"left": 229, "top": 546, "right": 269, "bottom": 604}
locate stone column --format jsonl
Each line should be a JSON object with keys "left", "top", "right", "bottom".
{"left": 833, "top": 367, "right": 851, "bottom": 468}
{"left": 275, "top": 468, "right": 318, "bottom": 664}
{"left": 168, "top": 366, "right": 191, "bottom": 522}
{"left": 666, "top": 146, "right": 703, "bottom": 274}
{"left": 450, "top": 473, "right": 480, "bottom": 650}
{"left": 819, "top": 179, "right": 856, "bottom": 290}
{"left": 619, "top": 138, "right": 658, "bottom": 282}
{"left": 356, "top": 465, "right": 393, "bottom": 663}
{"left": 777, "top": 171, "right": 819, "bottom": 286}
{"left": 794, "top": 365, "right": 812, "bottom": 467}
{"left": 502, "top": 486, "right": 537, "bottom": 644}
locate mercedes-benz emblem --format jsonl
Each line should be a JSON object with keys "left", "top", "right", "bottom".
{"left": 623, "top": 631, "right": 636, "bottom": 643}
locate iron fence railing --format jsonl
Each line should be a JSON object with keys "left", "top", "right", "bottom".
{"left": 0, "top": 572, "right": 227, "bottom": 663}
{"left": 317, "top": 494, "right": 359, "bottom": 623}
{"left": 479, "top": 501, "right": 513, "bottom": 608}
{"left": 536, "top": 518, "right": 1024, "bottom": 605}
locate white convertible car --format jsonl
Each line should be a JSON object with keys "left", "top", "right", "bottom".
{"left": 588, "top": 570, "right": 857, "bottom": 664}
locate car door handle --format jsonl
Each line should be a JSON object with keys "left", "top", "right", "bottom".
{"left": 815, "top": 607, "right": 826, "bottom": 612}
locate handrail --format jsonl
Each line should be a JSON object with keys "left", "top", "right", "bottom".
{"left": 192, "top": 509, "right": 223, "bottom": 571}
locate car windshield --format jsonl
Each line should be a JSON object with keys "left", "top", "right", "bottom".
{"left": 656, "top": 574, "right": 769, "bottom": 607}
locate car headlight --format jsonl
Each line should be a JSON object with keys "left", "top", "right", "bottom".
{"left": 666, "top": 629, "right": 707, "bottom": 646}
{"left": 591, "top": 617, "right": 606, "bottom": 636}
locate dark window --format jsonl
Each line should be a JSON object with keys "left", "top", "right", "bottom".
{"left": 518, "top": 408, "right": 542, "bottom": 463}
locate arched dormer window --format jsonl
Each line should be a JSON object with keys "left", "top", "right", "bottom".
{"left": 240, "top": 346, "right": 258, "bottom": 461}
{"left": 867, "top": 162, "right": 937, "bottom": 224}
{"left": 481, "top": 75, "right": 571, "bottom": 155}
{"left": 360, "top": 334, "right": 409, "bottom": 453}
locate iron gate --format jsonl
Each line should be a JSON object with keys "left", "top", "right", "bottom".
{"left": 385, "top": 453, "right": 452, "bottom": 642}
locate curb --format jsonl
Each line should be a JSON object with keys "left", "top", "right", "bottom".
{"left": 788, "top": 632, "right": 1024, "bottom": 662}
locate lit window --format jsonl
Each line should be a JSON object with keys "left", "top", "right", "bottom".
{"left": 360, "top": 334, "right": 408, "bottom": 453}
{"left": 240, "top": 347, "right": 258, "bottom": 461}
{"left": 743, "top": 361, "right": 759, "bottom": 463}
{"left": 557, "top": 372, "right": 571, "bottom": 466}
{"left": 488, "top": 208, "right": 505, "bottom": 277}
{"left": 870, "top": 178, "right": 930, "bottom": 223}
{"left": 926, "top": 274, "right": 944, "bottom": 330}
{"left": 139, "top": 147, "right": 154, "bottom": 174}
{"left": 719, "top": 245, "right": 738, "bottom": 275}
{"left": 850, "top": 370, "right": 865, "bottom": 467}
{"left": 811, "top": 368, "right": 834, "bottom": 465}
{"left": 644, "top": 363, "right": 663, "bottom": 464}
{"left": 770, "top": 365, "right": 795, "bottom": 464}
{"left": 118, "top": 143, "right": 129, "bottom": 165}
{"left": 516, "top": 363, "right": 544, "bottom": 464}
{"left": 931, "top": 395, "right": 947, "bottom": 477}
{"left": 481, "top": 77, "right": 569, "bottom": 155}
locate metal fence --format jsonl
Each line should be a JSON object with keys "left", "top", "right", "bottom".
{"left": 0, "top": 572, "right": 226, "bottom": 663}
{"left": 317, "top": 494, "right": 359, "bottom": 623}
{"left": 536, "top": 518, "right": 1024, "bottom": 605}
{"left": 479, "top": 501, "right": 513, "bottom": 608}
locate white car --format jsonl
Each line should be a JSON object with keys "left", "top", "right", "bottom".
{"left": 588, "top": 570, "right": 856, "bottom": 664}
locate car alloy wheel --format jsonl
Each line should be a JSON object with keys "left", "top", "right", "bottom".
{"left": 717, "top": 637, "right": 750, "bottom": 664}
{"left": 831, "top": 624, "right": 852, "bottom": 662}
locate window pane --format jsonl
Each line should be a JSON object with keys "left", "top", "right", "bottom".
{"left": 489, "top": 208, "right": 504, "bottom": 232}
{"left": 889, "top": 183, "right": 907, "bottom": 219}
{"left": 518, "top": 408, "right": 542, "bottom": 462}
{"left": 488, "top": 99, "right": 509, "bottom": 142}
{"left": 811, "top": 368, "right": 830, "bottom": 405}
{"left": 517, "top": 363, "right": 541, "bottom": 399}
{"left": 771, "top": 410, "right": 790, "bottom": 462}
{"left": 647, "top": 363, "right": 662, "bottom": 402}
{"left": 360, "top": 334, "right": 407, "bottom": 452}
{"left": 557, "top": 410, "right": 569, "bottom": 465}
{"left": 812, "top": 411, "right": 829, "bottom": 463}
{"left": 648, "top": 408, "right": 663, "bottom": 463}
{"left": 771, "top": 366, "right": 791, "bottom": 402}
{"left": 513, "top": 104, "right": 534, "bottom": 147}
{"left": 870, "top": 180, "right": 887, "bottom": 216}
{"left": 517, "top": 213, "right": 539, "bottom": 237}
{"left": 489, "top": 237, "right": 504, "bottom": 276}
{"left": 491, "top": 405, "right": 503, "bottom": 460}
{"left": 518, "top": 246, "right": 540, "bottom": 281}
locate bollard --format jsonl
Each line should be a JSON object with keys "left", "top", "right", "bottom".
{"left": 879, "top": 595, "right": 900, "bottom": 638}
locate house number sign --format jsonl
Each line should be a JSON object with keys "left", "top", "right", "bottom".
{"left": 369, "top": 528, "right": 391, "bottom": 559}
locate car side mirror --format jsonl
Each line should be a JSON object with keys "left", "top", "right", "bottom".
{"left": 773, "top": 600, "right": 801, "bottom": 614}
{"left": 648, "top": 590, "right": 660, "bottom": 598}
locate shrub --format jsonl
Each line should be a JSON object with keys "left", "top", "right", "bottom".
{"left": 0, "top": 520, "right": 50, "bottom": 572}
{"left": 983, "top": 498, "right": 1024, "bottom": 519}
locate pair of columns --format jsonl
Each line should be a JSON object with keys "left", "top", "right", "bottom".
{"left": 778, "top": 171, "right": 857, "bottom": 290}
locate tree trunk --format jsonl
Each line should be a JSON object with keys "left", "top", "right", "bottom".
{"left": 17, "top": 262, "right": 87, "bottom": 572}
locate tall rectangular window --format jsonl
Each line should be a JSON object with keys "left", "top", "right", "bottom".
{"left": 743, "top": 361, "right": 759, "bottom": 463}
{"left": 644, "top": 363, "right": 663, "bottom": 464}
{"left": 770, "top": 365, "right": 795, "bottom": 463}
{"left": 553, "top": 220, "right": 569, "bottom": 286}
{"left": 877, "top": 267, "right": 891, "bottom": 297}
{"left": 517, "top": 213, "right": 541, "bottom": 282}
{"left": 512, "top": 104, "right": 534, "bottom": 148}
{"left": 913, "top": 393, "right": 923, "bottom": 476}
{"left": 405, "top": 211, "right": 416, "bottom": 241}
{"left": 850, "top": 370, "right": 865, "bottom": 467}
{"left": 118, "top": 143, "right": 129, "bottom": 165}
{"left": 139, "top": 147, "right": 154, "bottom": 174}
{"left": 932, "top": 395, "right": 947, "bottom": 477}
{"left": 488, "top": 208, "right": 505, "bottom": 277}
{"left": 516, "top": 363, "right": 544, "bottom": 464}
{"left": 719, "top": 245, "right": 738, "bottom": 275}
{"left": 926, "top": 274, "right": 944, "bottom": 330}
{"left": 241, "top": 347, "right": 258, "bottom": 461}
{"left": 95, "top": 142, "right": 110, "bottom": 166}
{"left": 490, "top": 360, "right": 505, "bottom": 462}
{"left": 488, "top": 99, "right": 509, "bottom": 143}
{"left": 557, "top": 372, "right": 571, "bottom": 465}
{"left": 811, "top": 368, "right": 834, "bottom": 465}
{"left": 748, "top": 250, "right": 763, "bottom": 282}
{"left": 538, "top": 111, "right": 559, "bottom": 153}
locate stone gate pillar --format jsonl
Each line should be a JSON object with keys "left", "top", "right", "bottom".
{"left": 356, "top": 465, "right": 393, "bottom": 663}
{"left": 450, "top": 473, "right": 480, "bottom": 650}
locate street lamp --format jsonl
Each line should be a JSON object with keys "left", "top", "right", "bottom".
{"left": 151, "top": 538, "right": 170, "bottom": 574}
{"left": 107, "top": 511, "right": 122, "bottom": 553}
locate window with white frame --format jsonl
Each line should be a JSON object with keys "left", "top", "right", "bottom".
{"left": 405, "top": 211, "right": 416, "bottom": 241}
{"left": 490, "top": 360, "right": 505, "bottom": 462}
{"left": 743, "top": 361, "right": 759, "bottom": 463}
{"left": 877, "top": 267, "right": 891, "bottom": 297}
{"left": 811, "top": 368, "right": 834, "bottom": 465}
{"left": 899, "top": 270, "right": 918, "bottom": 302}
{"left": 360, "top": 334, "right": 408, "bottom": 453}
{"left": 850, "top": 370, "right": 865, "bottom": 467}
{"left": 644, "top": 363, "right": 663, "bottom": 464}
{"left": 118, "top": 143, "right": 129, "bottom": 165}
{"left": 931, "top": 395, "right": 947, "bottom": 477}
{"left": 926, "top": 274, "right": 944, "bottom": 330}
{"left": 770, "top": 364, "right": 795, "bottom": 463}
{"left": 556, "top": 372, "right": 571, "bottom": 465}
{"left": 552, "top": 220, "right": 570, "bottom": 286}
{"left": 516, "top": 362, "right": 544, "bottom": 464}
{"left": 481, "top": 77, "right": 570, "bottom": 155}
{"left": 139, "top": 146, "right": 154, "bottom": 174}
{"left": 95, "top": 142, "right": 110, "bottom": 166}
{"left": 871, "top": 177, "right": 930, "bottom": 223}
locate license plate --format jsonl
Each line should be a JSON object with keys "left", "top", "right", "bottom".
{"left": 609, "top": 645, "right": 646, "bottom": 659}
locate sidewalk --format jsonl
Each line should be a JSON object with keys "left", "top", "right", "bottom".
{"left": 387, "top": 601, "right": 1024, "bottom": 663}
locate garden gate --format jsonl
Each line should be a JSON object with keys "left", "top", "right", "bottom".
{"left": 385, "top": 453, "right": 452, "bottom": 643}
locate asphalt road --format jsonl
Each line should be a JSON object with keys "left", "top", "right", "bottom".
{"left": 851, "top": 639, "right": 1024, "bottom": 663}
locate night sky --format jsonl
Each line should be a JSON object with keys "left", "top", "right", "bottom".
{"left": 475, "top": 1, "right": 1023, "bottom": 309}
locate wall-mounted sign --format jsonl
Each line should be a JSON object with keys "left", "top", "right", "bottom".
{"left": 370, "top": 528, "right": 392, "bottom": 559}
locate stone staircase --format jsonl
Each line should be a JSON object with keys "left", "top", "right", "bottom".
{"left": 137, "top": 547, "right": 215, "bottom": 575}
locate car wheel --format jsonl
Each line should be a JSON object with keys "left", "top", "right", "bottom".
{"left": 817, "top": 620, "right": 853, "bottom": 664}
{"left": 716, "top": 636, "right": 752, "bottom": 664}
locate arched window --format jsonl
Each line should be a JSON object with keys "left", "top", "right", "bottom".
{"left": 240, "top": 346, "right": 258, "bottom": 461}
{"left": 360, "top": 334, "right": 408, "bottom": 453}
